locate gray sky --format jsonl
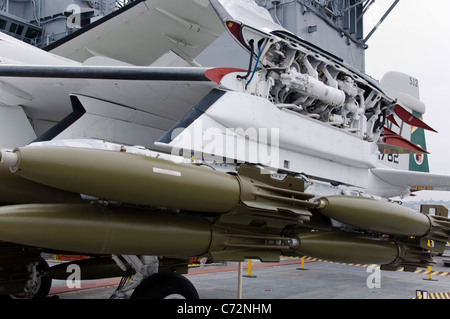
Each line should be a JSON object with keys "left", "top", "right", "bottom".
{"left": 364, "top": 0, "right": 450, "bottom": 201}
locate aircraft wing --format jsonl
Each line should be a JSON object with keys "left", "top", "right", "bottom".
{"left": 371, "top": 168, "right": 450, "bottom": 192}
{"left": 45, "top": 0, "right": 225, "bottom": 66}
{"left": 0, "top": 64, "right": 240, "bottom": 149}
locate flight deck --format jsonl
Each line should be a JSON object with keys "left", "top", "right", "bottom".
{"left": 48, "top": 253, "right": 450, "bottom": 300}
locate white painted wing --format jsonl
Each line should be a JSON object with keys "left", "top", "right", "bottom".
{"left": 46, "top": 0, "right": 225, "bottom": 66}
{"left": 0, "top": 64, "right": 216, "bottom": 119}
{"left": 371, "top": 168, "right": 450, "bottom": 192}
{"left": 0, "top": 64, "right": 223, "bottom": 149}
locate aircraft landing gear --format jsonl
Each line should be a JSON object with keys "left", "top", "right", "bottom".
{"left": 6, "top": 256, "right": 52, "bottom": 300}
{"left": 130, "top": 272, "right": 199, "bottom": 299}
{"left": 110, "top": 255, "right": 199, "bottom": 299}
{"left": 0, "top": 242, "right": 52, "bottom": 300}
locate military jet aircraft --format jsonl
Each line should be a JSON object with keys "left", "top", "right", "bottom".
{"left": 0, "top": 0, "right": 450, "bottom": 299}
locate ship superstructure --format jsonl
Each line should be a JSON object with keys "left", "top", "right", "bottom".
{"left": 1, "top": 0, "right": 400, "bottom": 72}
{"left": 0, "top": 0, "right": 134, "bottom": 46}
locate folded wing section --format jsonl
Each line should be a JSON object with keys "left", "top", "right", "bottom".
{"left": 46, "top": 0, "right": 225, "bottom": 66}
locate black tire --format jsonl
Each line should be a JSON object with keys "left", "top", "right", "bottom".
{"left": 9, "top": 257, "right": 52, "bottom": 300}
{"left": 130, "top": 272, "right": 199, "bottom": 299}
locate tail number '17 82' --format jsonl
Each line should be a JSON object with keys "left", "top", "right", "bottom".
{"left": 378, "top": 154, "right": 399, "bottom": 164}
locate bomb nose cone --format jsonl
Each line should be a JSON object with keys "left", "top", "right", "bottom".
{"left": 0, "top": 149, "right": 19, "bottom": 169}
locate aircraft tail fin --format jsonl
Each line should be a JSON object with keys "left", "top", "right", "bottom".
{"left": 408, "top": 111, "right": 430, "bottom": 173}
{"left": 379, "top": 72, "right": 435, "bottom": 173}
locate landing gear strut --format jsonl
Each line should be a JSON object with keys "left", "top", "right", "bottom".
{"left": 7, "top": 256, "right": 52, "bottom": 299}
{"left": 110, "top": 255, "right": 199, "bottom": 299}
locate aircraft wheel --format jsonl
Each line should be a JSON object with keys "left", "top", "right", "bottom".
{"left": 130, "top": 272, "right": 199, "bottom": 299}
{"left": 9, "top": 257, "right": 52, "bottom": 299}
